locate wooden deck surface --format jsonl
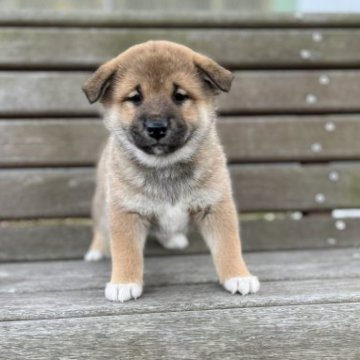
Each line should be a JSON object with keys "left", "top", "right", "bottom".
{"left": 1, "top": 248, "right": 359, "bottom": 359}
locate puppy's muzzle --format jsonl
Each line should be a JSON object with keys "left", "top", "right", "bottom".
{"left": 145, "top": 119, "right": 168, "bottom": 140}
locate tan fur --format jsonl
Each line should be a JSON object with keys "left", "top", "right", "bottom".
{"left": 83, "top": 41, "right": 258, "bottom": 301}
{"left": 108, "top": 204, "right": 146, "bottom": 283}
{"left": 197, "top": 193, "right": 251, "bottom": 283}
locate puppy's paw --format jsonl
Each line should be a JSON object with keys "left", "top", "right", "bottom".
{"left": 223, "top": 276, "right": 260, "bottom": 295}
{"left": 84, "top": 250, "right": 105, "bottom": 262}
{"left": 160, "top": 233, "right": 189, "bottom": 250}
{"left": 105, "top": 282, "right": 143, "bottom": 302}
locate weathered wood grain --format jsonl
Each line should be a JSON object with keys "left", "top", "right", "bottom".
{"left": 0, "top": 220, "right": 92, "bottom": 261}
{"left": 1, "top": 278, "right": 359, "bottom": 321}
{"left": 219, "top": 115, "right": 360, "bottom": 162}
{"left": 0, "top": 120, "right": 106, "bottom": 166}
{"left": 0, "top": 168, "right": 95, "bottom": 218}
{"left": 2, "top": 9, "right": 360, "bottom": 28}
{"left": 2, "top": 71, "right": 360, "bottom": 116}
{"left": 1, "top": 215, "right": 359, "bottom": 261}
{"left": 1, "top": 249, "right": 359, "bottom": 294}
{"left": 2, "top": 116, "right": 360, "bottom": 166}
{"left": 1, "top": 163, "right": 360, "bottom": 218}
{"left": 2, "top": 28, "right": 360, "bottom": 68}
{"left": 1, "top": 303, "right": 359, "bottom": 359}
{"left": 220, "top": 71, "right": 360, "bottom": 114}
{"left": 231, "top": 162, "right": 360, "bottom": 211}
{"left": 0, "top": 72, "right": 94, "bottom": 116}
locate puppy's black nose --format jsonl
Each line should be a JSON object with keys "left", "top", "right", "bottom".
{"left": 145, "top": 119, "right": 168, "bottom": 140}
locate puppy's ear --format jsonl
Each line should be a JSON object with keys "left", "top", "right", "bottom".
{"left": 82, "top": 58, "right": 119, "bottom": 104}
{"left": 194, "top": 53, "right": 234, "bottom": 93}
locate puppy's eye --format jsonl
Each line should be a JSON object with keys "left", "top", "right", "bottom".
{"left": 125, "top": 91, "right": 142, "bottom": 105}
{"left": 173, "top": 90, "right": 189, "bottom": 104}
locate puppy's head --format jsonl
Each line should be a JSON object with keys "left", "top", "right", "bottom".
{"left": 82, "top": 41, "right": 233, "bottom": 167}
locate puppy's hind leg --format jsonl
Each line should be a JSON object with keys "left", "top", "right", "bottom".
{"left": 84, "top": 160, "right": 109, "bottom": 261}
{"left": 84, "top": 197, "right": 109, "bottom": 261}
{"left": 85, "top": 207, "right": 110, "bottom": 261}
{"left": 84, "top": 230, "right": 108, "bottom": 261}
{"left": 156, "top": 232, "right": 189, "bottom": 250}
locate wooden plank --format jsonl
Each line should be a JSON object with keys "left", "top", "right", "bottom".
{"left": 0, "top": 220, "right": 92, "bottom": 261}
{"left": 220, "top": 71, "right": 360, "bottom": 114}
{"left": 1, "top": 249, "right": 359, "bottom": 294}
{"left": 231, "top": 163, "right": 360, "bottom": 211}
{"left": 0, "top": 168, "right": 95, "bottom": 218}
{"left": 2, "top": 71, "right": 360, "bottom": 116}
{"left": 2, "top": 9, "right": 360, "bottom": 28}
{"left": 2, "top": 116, "right": 360, "bottom": 166}
{"left": 220, "top": 115, "right": 360, "bottom": 162}
{"left": 1, "top": 278, "right": 359, "bottom": 321}
{"left": 0, "top": 72, "right": 94, "bottom": 116}
{"left": 1, "top": 163, "right": 360, "bottom": 218}
{"left": 2, "top": 28, "right": 360, "bottom": 68}
{"left": 1, "top": 215, "right": 360, "bottom": 261}
{"left": 0, "top": 120, "right": 106, "bottom": 166}
{"left": 1, "top": 303, "right": 359, "bottom": 359}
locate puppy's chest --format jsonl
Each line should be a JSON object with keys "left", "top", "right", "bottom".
{"left": 141, "top": 166, "right": 195, "bottom": 203}
{"left": 120, "top": 165, "right": 222, "bottom": 231}
{"left": 125, "top": 186, "right": 219, "bottom": 233}
{"left": 151, "top": 202, "right": 190, "bottom": 233}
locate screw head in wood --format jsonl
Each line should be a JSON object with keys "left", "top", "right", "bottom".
{"left": 315, "top": 193, "right": 326, "bottom": 203}
{"left": 311, "top": 142, "right": 322, "bottom": 152}
{"left": 325, "top": 122, "right": 335, "bottom": 132}
{"left": 312, "top": 32, "right": 323, "bottom": 42}
{"left": 329, "top": 171, "right": 339, "bottom": 181}
{"left": 300, "top": 49, "right": 311, "bottom": 59}
{"left": 335, "top": 220, "right": 346, "bottom": 231}
{"left": 306, "top": 94, "right": 317, "bottom": 104}
{"left": 319, "top": 75, "right": 330, "bottom": 85}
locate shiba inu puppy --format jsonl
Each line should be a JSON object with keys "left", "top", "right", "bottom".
{"left": 82, "top": 40, "right": 259, "bottom": 302}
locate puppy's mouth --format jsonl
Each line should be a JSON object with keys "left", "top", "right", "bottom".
{"left": 141, "top": 143, "right": 177, "bottom": 155}
{"left": 131, "top": 136, "right": 189, "bottom": 156}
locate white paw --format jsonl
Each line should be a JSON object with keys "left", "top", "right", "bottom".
{"left": 84, "top": 250, "right": 104, "bottom": 261}
{"left": 105, "top": 283, "right": 143, "bottom": 302}
{"left": 223, "top": 276, "right": 260, "bottom": 295}
{"left": 160, "top": 233, "right": 189, "bottom": 250}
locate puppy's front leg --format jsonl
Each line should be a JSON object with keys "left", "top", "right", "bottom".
{"left": 105, "top": 204, "right": 147, "bottom": 302}
{"left": 197, "top": 195, "right": 260, "bottom": 295}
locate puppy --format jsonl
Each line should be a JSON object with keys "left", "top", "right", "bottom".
{"left": 82, "top": 41, "right": 260, "bottom": 302}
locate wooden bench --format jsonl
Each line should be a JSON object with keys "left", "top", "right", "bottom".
{"left": 1, "top": 3, "right": 359, "bottom": 359}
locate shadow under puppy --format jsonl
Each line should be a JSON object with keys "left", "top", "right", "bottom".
{"left": 82, "top": 40, "right": 260, "bottom": 302}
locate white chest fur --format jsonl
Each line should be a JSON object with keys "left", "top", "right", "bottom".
{"left": 117, "top": 179, "right": 222, "bottom": 234}
{"left": 149, "top": 201, "right": 191, "bottom": 250}
{"left": 156, "top": 202, "right": 189, "bottom": 234}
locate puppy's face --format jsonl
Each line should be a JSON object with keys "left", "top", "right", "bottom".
{"left": 83, "top": 41, "right": 233, "bottom": 166}
{"left": 108, "top": 61, "right": 204, "bottom": 157}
